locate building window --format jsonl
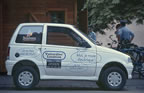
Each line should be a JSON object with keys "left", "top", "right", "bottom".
{"left": 47, "top": 11, "right": 65, "bottom": 23}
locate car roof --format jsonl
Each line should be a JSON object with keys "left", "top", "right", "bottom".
{"left": 19, "top": 23, "right": 74, "bottom": 27}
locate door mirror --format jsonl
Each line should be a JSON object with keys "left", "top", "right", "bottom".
{"left": 81, "top": 41, "right": 91, "bottom": 48}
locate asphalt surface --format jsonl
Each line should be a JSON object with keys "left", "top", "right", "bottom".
{"left": 0, "top": 74, "right": 144, "bottom": 90}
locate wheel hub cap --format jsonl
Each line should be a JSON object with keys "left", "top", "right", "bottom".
{"left": 107, "top": 72, "right": 122, "bottom": 87}
{"left": 18, "top": 71, "right": 33, "bottom": 86}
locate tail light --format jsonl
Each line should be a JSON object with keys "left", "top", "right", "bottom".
{"left": 7, "top": 47, "right": 10, "bottom": 59}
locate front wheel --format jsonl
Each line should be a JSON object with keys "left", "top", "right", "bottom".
{"left": 13, "top": 66, "right": 39, "bottom": 89}
{"left": 99, "top": 67, "right": 127, "bottom": 90}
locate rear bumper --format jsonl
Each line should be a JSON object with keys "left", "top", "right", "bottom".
{"left": 5, "top": 60, "right": 15, "bottom": 75}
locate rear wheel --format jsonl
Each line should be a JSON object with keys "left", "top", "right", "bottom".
{"left": 13, "top": 66, "right": 39, "bottom": 89}
{"left": 99, "top": 67, "right": 127, "bottom": 90}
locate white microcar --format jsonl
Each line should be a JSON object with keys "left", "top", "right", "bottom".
{"left": 5, "top": 23, "right": 133, "bottom": 90}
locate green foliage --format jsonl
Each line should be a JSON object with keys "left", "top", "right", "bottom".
{"left": 84, "top": 0, "right": 144, "bottom": 34}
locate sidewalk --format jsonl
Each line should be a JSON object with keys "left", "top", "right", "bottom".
{"left": 0, "top": 74, "right": 144, "bottom": 90}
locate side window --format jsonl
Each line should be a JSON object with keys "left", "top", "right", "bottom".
{"left": 47, "top": 26, "right": 83, "bottom": 47}
{"left": 16, "top": 26, "right": 43, "bottom": 44}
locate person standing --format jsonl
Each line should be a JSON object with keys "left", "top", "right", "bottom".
{"left": 115, "top": 20, "right": 135, "bottom": 48}
{"left": 115, "top": 24, "right": 121, "bottom": 40}
{"left": 88, "top": 27, "right": 96, "bottom": 42}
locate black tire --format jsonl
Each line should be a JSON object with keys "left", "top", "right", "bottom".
{"left": 13, "top": 66, "right": 39, "bottom": 89}
{"left": 96, "top": 81, "right": 103, "bottom": 89}
{"left": 99, "top": 67, "right": 127, "bottom": 90}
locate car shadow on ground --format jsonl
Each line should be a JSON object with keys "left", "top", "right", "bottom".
{"left": 0, "top": 87, "right": 130, "bottom": 91}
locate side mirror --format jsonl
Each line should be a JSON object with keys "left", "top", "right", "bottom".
{"left": 81, "top": 41, "right": 91, "bottom": 48}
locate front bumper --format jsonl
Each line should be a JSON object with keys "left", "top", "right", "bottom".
{"left": 127, "top": 68, "right": 133, "bottom": 79}
{"left": 126, "top": 63, "right": 134, "bottom": 79}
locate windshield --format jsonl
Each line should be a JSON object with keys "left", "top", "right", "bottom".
{"left": 73, "top": 26, "right": 96, "bottom": 45}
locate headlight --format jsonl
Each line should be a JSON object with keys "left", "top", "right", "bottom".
{"left": 128, "top": 57, "right": 132, "bottom": 63}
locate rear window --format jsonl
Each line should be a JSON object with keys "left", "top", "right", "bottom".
{"left": 16, "top": 26, "right": 43, "bottom": 44}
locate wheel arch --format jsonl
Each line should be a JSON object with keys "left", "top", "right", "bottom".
{"left": 12, "top": 60, "right": 40, "bottom": 77}
{"left": 99, "top": 62, "right": 128, "bottom": 79}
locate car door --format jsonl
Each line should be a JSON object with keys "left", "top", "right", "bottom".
{"left": 42, "top": 25, "right": 97, "bottom": 76}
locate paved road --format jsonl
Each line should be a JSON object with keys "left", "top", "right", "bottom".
{"left": 0, "top": 75, "right": 144, "bottom": 93}
{"left": 0, "top": 86, "right": 144, "bottom": 93}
